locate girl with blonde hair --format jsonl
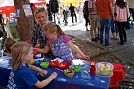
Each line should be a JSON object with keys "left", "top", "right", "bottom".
{"left": 7, "top": 42, "right": 57, "bottom": 89}
{"left": 34, "top": 23, "right": 90, "bottom": 60}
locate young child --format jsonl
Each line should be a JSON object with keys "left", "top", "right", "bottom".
{"left": 34, "top": 23, "right": 90, "bottom": 60}
{"left": 3, "top": 37, "right": 16, "bottom": 57}
{"left": 57, "top": 13, "right": 61, "bottom": 25}
{"left": 7, "top": 42, "right": 57, "bottom": 89}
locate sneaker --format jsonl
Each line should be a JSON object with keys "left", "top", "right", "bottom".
{"left": 118, "top": 42, "right": 124, "bottom": 45}
{"left": 95, "top": 37, "right": 99, "bottom": 40}
{"left": 100, "top": 42, "right": 103, "bottom": 44}
{"left": 91, "top": 38, "right": 98, "bottom": 41}
{"left": 114, "top": 38, "right": 118, "bottom": 40}
{"left": 86, "top": 29, "right": 89, "bottom": 31}
{"left": 124, "top": 41, "right": 127, "bottom": 44}
{"left": 111, "top": 38, "right": 115, "bottom": 40}
{"left": 105, "top": 45, "right": 110, "bottom": 47}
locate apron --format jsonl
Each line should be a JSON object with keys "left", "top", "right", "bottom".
{"left": 51, "top": 36, "right": 74, "bottom": 60}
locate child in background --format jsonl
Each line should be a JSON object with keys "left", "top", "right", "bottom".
{"left": 57, "top": 13, "right": 61, "bottom": 25}
{"left": 3, "top": 37, "right": 16, "bottom": 57}
{"left": 7, "top": 42, "right": 57, "bottom": 89}
{"left": 34, "top": 23, "right": 90, "bottom": 60}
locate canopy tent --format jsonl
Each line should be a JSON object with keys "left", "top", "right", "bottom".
{"left": 0, "top": 0, "right": 46, "bottom": 18}
{"left": 0, "top": 0, "right": 14, "bottom": 7}
{"left": 65, "top": 0, "right": 84, "bottom": 2}
{"left": 0, "top": 0, "right": 15, "bottom": 17}
{"left": 30, "top": 0, "right": 46, "bottom": 6}
{"left": 62, "top": 0, "right": 84, "bottom": 6}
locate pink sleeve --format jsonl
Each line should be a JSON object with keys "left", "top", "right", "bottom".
{"left": 62, "top": 35, "right": 70, "bottom": 43}
{"left": 88, "top": 0, "right": 93, "bottom": 9}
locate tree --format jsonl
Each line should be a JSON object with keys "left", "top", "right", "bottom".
{"left": 14, "top": 0, "right": 34, "bottom": 41}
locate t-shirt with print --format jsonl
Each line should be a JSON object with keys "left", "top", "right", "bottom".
{"left": 96, "top": 0, "right": 112, "bottom": 19}
{"left": 7, "top": 64, "right": 38, "bottom": 89}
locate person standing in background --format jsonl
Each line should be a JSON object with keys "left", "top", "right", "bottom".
{"left": 63, "top": 8, "right": 69, "bottom": 25}
{"left": 77, "top": 2, "right": 83, "bottom": 23}
{"left": 88, "top": 0, "right": 100, "bottom": 41}
{"left": 83, "top": 1, "right": 90, "bottom": 31}
{"left": 46, "top": 4, "right": 53, "bottom": 21}
{"left": 114, "top": 0, "right": 130, "bottom": 45}
{"left": 30, "top": 3, "right": 37, "bottom": 24}
{"left": 96, "top": 0, "right": 114, "bottom": 46}
{"left": 69, "top": 3, "right": 77, "bottom": 25}
{"left": 57, "top": 13, "right": 61, "bottom": 25}
{"left": 110, "top": 0, "right": 119, "bottom": 40}
{"left": 0, "top": 14, "right": 5, "bottom": 32}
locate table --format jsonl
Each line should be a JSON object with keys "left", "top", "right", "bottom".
{"left": 84, "top": 60, "right": 126, "bottom": 89}
{"left": 0, "top": 56, "right": 124, "bottom": 89}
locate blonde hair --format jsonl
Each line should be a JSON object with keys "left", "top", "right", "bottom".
{"left": 43, "top": 23, "right": 65, "bottom": 36}
{"left": 11, "top": 42, "right": 32, "bottom": 70}
{"left": 4, "top": 37, "right": 16, "bottom": 53}
{"left": 34, "top": 8, "right": 48, "bottom": 19}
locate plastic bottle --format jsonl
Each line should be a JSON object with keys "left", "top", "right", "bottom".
{"left": 90, "top": 62, "right": 96, "bottom": 76}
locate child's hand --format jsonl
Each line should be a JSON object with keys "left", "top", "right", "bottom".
{"left": 83, "top": 55, "right": 90, "bottom": 60}
{"left": 50, "top": 72, "right": 58, "bottom": 79}
{"left": 39, "top": 69, "right": 48, "bottom": 77}
{"left": 33, "top": 48, "right": 38, "bottom": 51}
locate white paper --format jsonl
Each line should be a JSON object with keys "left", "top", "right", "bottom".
{"left": 23, "top": 5, "right": 32, "bottom": 17}
{"left": 53, "top": 58, "right": 63, "bottom": 63}
{"left": 72, "top": 59, "right": 84, "bottom": 65}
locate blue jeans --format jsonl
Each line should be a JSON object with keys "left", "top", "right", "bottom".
{"left": 111, "top": 21, "right": 118, "bottom": 33}
{"left": 100, "top": 18, "right": 112, "bottom": 46}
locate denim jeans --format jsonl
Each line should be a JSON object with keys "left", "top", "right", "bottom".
{"left": 100, "top": 18, "right": 112, "bottom": 46}
{"left": 111, "top": 21, "right": 118, "bottom": 33}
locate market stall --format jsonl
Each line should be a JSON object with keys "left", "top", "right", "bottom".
{"left": 0, "top": 56, "right": 126, "bottom": 89}
{"left": 0, "top": 0, "right": 15, "bottom": 18}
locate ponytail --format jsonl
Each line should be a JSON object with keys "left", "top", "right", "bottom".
{"left": 55, "top": 24, "right": 65, "bottom": 36}
{"left": 43, "top": 23, "right": 66, "bottom": 36}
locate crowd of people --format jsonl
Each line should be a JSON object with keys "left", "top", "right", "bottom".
{"left": 0, "top": 0, "right": 133, "bottom": 88}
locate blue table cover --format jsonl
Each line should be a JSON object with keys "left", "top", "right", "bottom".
{"left": 0, "top": 56, "right": 110, "bottom": 89}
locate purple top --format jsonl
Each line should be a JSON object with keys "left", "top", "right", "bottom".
{"left": 46, "top": 35, "right": 74, "bottom": 60}
{"left": 46, "top": 35, "right": 70, "bottom": 46}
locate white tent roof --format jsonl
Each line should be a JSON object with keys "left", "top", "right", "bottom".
{"left": 30, "top": 0, "right": 41, "bottom": 3}
{"left": 0, "top": 0, "right": 14, "bottom": 7}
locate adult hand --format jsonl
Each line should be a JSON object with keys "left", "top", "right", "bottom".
{"left": 33, "top": 48, "right": 38, "bottom": 51}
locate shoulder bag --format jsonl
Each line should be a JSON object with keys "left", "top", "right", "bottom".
{"left": 125, "top": 5, "right": 130, "bottom": 30}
